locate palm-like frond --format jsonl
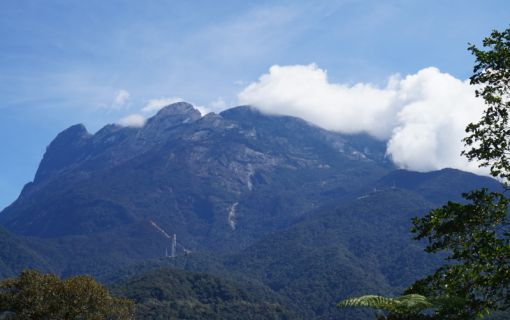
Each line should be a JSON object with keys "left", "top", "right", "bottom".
{"left": 337, "top": 295, "right": 395, "bottom": 310}
{"left": 337, "top": 294, "right": 435, "bottom": 314}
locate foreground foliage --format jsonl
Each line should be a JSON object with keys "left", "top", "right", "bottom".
{"left": 408, "top": 189, "right": 510, "bottom": 318}
{"left": 337, "top": 294, "right": 465, "bottom": 320}
{"left": 0, "top": 270, "right": 134, "bottom": 320}
{"left": 464, "top": 27, "right": 510, "bottom": 181}
{"left": 407, "top": 25, "right": 510, "bottom": 319}
{"left": 338, "top": 25, "right": 510, "bottom": 320}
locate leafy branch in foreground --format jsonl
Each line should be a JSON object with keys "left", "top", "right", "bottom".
{"left": 463, "top": 26, "right": 510, "bottom": 182}
{"left": 407, "top": 188, "right": 510, "bottom": 319}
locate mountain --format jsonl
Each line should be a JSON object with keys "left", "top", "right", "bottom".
{"left": 221, "top": 188, "right": 438, "bottom": 319}
{"left": 0, "top": 102, "right": 393, "bottom": 275}
{"left": 110, "top": 182, "right": 496, "bottom": 320}
{"left": 0, "top": 102, "right": 501, "bottom": 319}
{"left": 0, "top": 226, "right": 51, "bottom": 278}
{"left": 374, "top": 168, "right": 502, "bottom": 206}
{"left": 217, "top": 170, "right": 500, "bottom": 319}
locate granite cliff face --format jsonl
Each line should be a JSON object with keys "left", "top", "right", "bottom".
{"left": 0, "top": 102, "right": 391, "bottom": 253}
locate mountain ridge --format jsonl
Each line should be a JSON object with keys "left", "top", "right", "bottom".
{"left": 0, "top": 103, "right": 391, "bottom": 242}
{"left": 0, "top": 102, "right": 501, "bottom": 319}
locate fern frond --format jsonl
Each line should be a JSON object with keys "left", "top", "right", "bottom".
{"left": 394, "top": 294, "right": 433, "bottom": 313}
{"left": 337, "top": 294, "right": 436, "bottom": 314}
{"left": 337, "top": 295, "right": 397, "bottom": 311}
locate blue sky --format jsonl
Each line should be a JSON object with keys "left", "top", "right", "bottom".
{"left": 1, "top": 0, "right": 509, "bottom": 209}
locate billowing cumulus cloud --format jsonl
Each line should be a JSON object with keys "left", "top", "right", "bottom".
{"left": 238, "top": 64, "right": 487, "bottom": 175}
{"left": 117, "top": 114, "right": 146, "bottom": 128}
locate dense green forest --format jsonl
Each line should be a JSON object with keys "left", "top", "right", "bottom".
{"left": 0, "top": 227, "right": 51, "bottom": 278}
{"left": 111, "top": 268, "right": 301, "bottom": 320}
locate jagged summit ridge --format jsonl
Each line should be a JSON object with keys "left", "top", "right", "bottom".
{"left": 138, "top": 102, "right": 202, "bottom": 143}
{"left": 34, "top": 124, "right": 92, "bottom": 182}
{"left": 146, "top": 102, "right": 202, "bottom": 128}
{"left": 153, "top": 101, "right": 200, "bottom": 118}
{"left": 2, "top": 101, "right": 392, "bottom": 243}
{"left": 34, "top": 102, "right": 203, "bottom": 183}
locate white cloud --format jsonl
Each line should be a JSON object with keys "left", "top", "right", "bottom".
{"left": 386, "top": 70, "right": 486, "bottom": 174}
{"left": 141, "top": 97, "right": 184, "bottom": 113}
{"left": 239, "top": 64, "right": 399, "bottom": 138}
{"left": 195, "top": 105, "right": 212, "bottom": 116}
{"left": 117, "top": 114, "right": 146, "bottom": 128}
{"left": 210, "top": 98, "right": 227, "bottom": 110}
{"left": 113, "top": 89, "right": 130, "bottom": 108}
{"left": 192, "top": 5, "right": 302, "bottom": 62}
{"left": 239, "top": 64, "right": 487, "bottom": 175}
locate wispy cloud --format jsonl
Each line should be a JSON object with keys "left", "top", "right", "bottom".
{"left": 210, "top": 97, "right": 227, "bottom": 110}
{"left": 190, "top": 5, "right": 302, "bottom": 61}
{"left": 113, "top": 89, "right": 130, "bottom": 108}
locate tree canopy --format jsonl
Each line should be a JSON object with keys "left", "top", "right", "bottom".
{"left": 464, "top": 27, "right": 510, "bottom": 181}
{"left": 0, "top": 270, "right": 134, "bottom": 320}
{"left": 408, "top": 189, "right": 510, "bottom": 319}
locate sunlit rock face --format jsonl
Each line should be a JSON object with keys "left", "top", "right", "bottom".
{"left": 0, "top": 102, "right": 390, "bottom": 250}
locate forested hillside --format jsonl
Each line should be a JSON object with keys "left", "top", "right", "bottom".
{"left": 112, "top": 268, "right": 302, "bottom": 320}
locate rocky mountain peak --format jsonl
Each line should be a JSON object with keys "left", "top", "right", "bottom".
{"left": 220, "top": 105, "right": 259, "bottom": 120}
{"left": 153, "top": 102, "right": 201, "bottom": 120}
{"left": 34, "top": 124, "right": 92, "bottom": 182}
{"left": 143, "top": 102, "right": 202, "bottom": 133}
{"left": 55, "top": 123, "right": 90, "bottom": 141}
